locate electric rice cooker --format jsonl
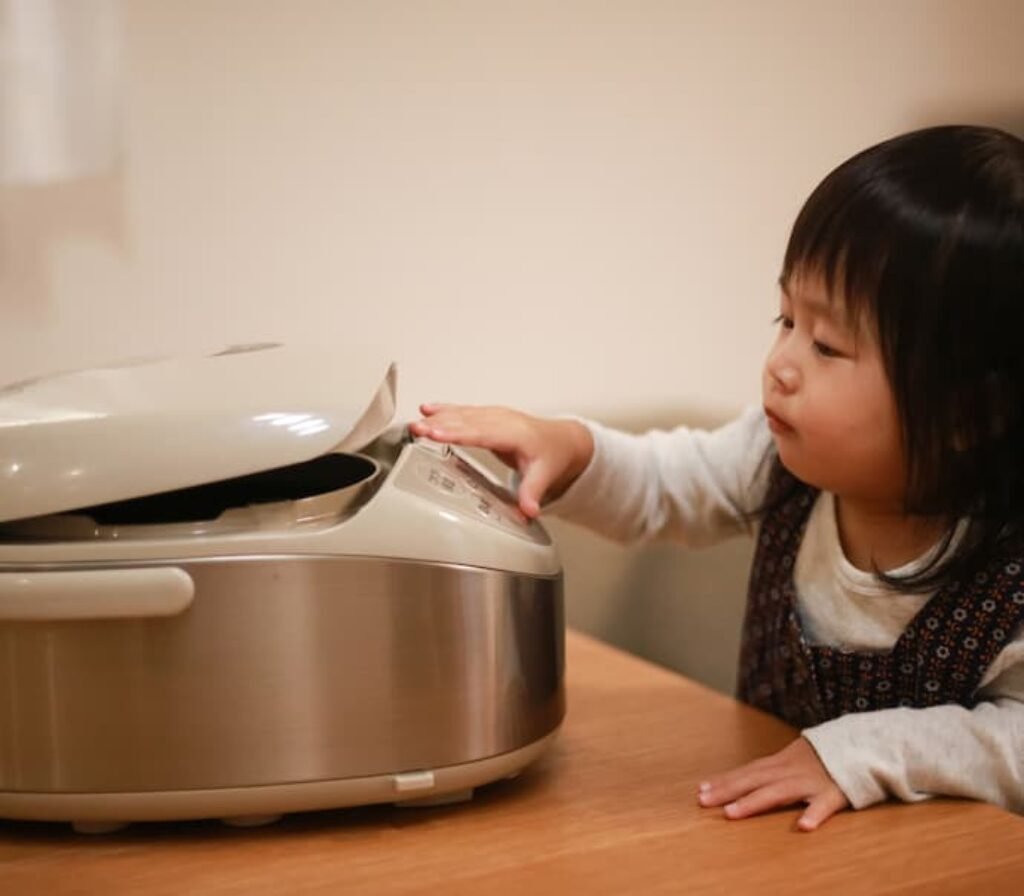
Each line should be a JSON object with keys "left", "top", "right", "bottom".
{"left": 0, "top": 344, "right": 564, "bottom": 832}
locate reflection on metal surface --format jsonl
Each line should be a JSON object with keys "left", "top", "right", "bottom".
{"left": 0, "top": 555, "right": 564, "bottom": 794}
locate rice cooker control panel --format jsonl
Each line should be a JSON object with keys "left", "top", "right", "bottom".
{"left": 394, "top": 440, "right": 545, "bottom": 543}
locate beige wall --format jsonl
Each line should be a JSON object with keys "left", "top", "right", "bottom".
{"left": 2, "top": 2, "right": 1022, "bottom": 687}
{"left": 3, "top": 0, "right": 1022, "bottom": 418}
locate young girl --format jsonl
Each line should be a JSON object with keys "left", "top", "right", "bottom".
{"left": 409, "top": 125, "right": 1024, "bottom": 830}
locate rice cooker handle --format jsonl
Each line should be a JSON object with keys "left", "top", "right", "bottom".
{"left": 0, "top": 568, "right": 195, "bottom": 621}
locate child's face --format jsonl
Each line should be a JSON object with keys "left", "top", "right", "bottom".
{"left": 762, "top": 272, "right": 906, "bottom": 508}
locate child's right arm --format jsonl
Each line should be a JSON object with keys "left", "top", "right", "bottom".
{"left": 408, "top": 403, "right": 594, "bottom": 519}
{"left": 410, "top": 402, "right": 772, "bottom": 547}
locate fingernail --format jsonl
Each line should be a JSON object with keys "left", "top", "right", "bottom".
{"left": 724, "top": 802, "right": 739, "bottom": 817}
{"left": 698, "top": 782, "right": 711, "bottom": 793}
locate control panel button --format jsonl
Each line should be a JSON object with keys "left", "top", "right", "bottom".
{"left": 417, "top": 462, "right": 464, "bottom": 496}
{"left": 412, "top": 436, "right": 451, "bottom": 458}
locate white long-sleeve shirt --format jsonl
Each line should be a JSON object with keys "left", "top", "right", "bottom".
{"left": 546, "top": 406, "right": 1024, "bottom": 812}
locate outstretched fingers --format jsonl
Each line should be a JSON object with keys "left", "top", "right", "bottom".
{"left": 796, "top": 789, "right": 848, "bottom": 831}
{"left": 698, "top": 754, "right": 779, "bottom": 807}
{"left": 410, "top": 404, "right": 527, "bottom": 455}
{"left": 516, "top": 458, "right": 556, "bottom": 518}
{"left": 697, "top": 737, "right": 849, "bottom": 831}
{"left": 720, "top": 780, "right": 805, "bottom": 819}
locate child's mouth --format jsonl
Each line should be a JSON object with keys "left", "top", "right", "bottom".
{"left": 764, "top": 408, "right": 795, "bottom": 435}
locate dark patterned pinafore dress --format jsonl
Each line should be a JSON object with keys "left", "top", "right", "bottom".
{"left": 737, "top": 476, "right": 1024, "bottom": 729}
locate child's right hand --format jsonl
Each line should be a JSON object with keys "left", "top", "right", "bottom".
{"left": 408, "top": 403, "right": 594, "bottom": 519}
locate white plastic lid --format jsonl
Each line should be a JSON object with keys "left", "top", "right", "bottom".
{"left": 0, "top": 344, "right": 397, "bottom": 524}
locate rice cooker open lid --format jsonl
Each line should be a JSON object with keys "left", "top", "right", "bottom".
{"left": 0, "top": 344, "right": 397, "bottom": 525}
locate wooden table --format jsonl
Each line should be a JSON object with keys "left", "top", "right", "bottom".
{"left": 3, "top": 630, "right": 1024, "bottom": 895}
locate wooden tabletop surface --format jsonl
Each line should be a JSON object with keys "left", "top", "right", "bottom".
{"left": 3, "top": 629, "right": 1024, "bottom": 895}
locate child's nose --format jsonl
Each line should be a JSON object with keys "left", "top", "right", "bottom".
{"left": 765, "top": 348, "right": 800, "bottom": 393}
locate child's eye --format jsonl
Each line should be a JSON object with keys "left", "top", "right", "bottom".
{"left": 814, "top": 340, "right": 841, "bottom": 358}
{"left": 773, "top": 314, "right": 794, "bottom": 330}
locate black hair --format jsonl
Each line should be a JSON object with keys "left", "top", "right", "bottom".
{"left": 765, "top": 124, "right": 1024, "bottom": 591}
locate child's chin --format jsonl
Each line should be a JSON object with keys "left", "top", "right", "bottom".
{"left": 775, "top": 450, "right": 819, "bottom": 488}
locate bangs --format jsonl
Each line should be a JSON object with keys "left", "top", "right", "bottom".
{"left": 779, "top": 157, "right": 945, "bottom": 334}
{"left": 780, "top": 127, "right": 1024, "bottom": 343}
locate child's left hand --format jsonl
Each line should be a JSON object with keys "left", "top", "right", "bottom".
{"left": 697, "top": 736, "right": 849, "bottom": 831}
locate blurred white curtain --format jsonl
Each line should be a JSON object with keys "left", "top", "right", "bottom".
{"left": 0, "top": 0, "right": 122, "bottom": 184}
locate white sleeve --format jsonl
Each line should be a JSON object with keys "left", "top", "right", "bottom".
{"left": 542, "top": 405, "right": 773, "bottom": 547}
{"left": 802, "top": 646, "right": 1024, "bottom": 812}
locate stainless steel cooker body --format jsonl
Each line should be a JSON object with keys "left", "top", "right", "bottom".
{"left": 0, "top": 554, "right": 564, "bottom": 799}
